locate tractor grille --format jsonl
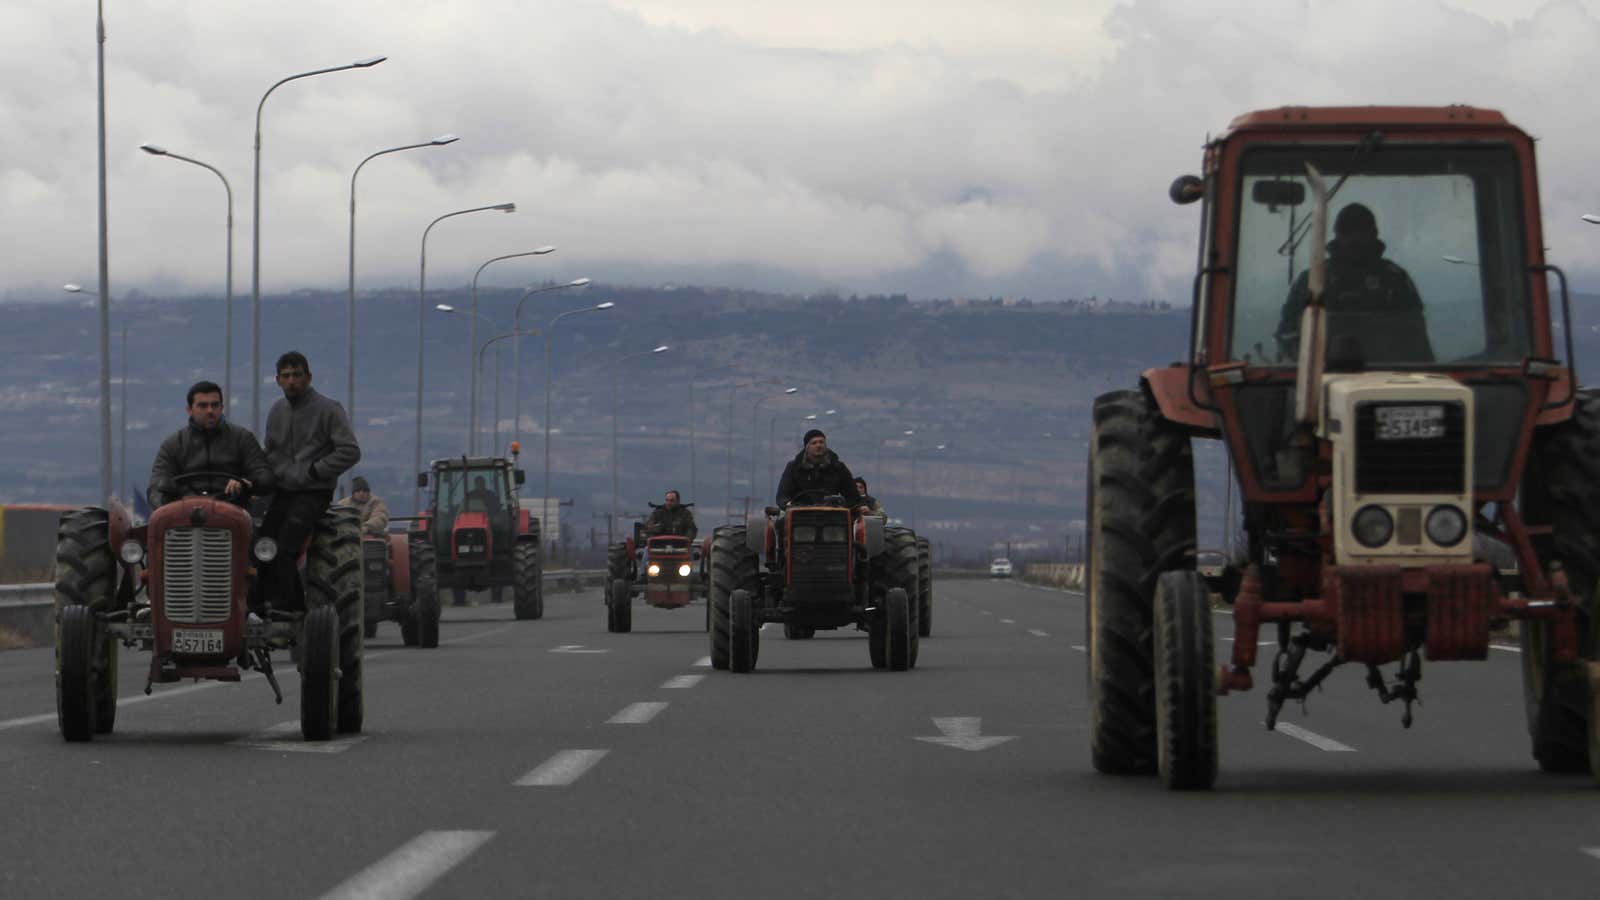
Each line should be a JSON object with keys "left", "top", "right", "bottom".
{"left": 163, "top": 527, "right": 233, "bottom": 623}
{"left": 788, "top": 512, "right": 851, "bottom": 585}
{"left": 1354, "top": 401, "right": 1467, "bottom": 495}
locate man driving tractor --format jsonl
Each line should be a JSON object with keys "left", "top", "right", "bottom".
{"left": 147, "top": 379, "right": 275, "bottom": 508}
{"left": 644, "top": 489, "right": 697, "bottom": 539}
{"left": 776, "top": 429, "right": 863, "bottom": 509}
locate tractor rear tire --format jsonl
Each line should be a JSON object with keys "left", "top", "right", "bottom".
{"left": 403, "top": 541, "right": 433, "bottom": 647}
{"left": 784, "top": 623, "right": 815, "bottom": 640}
{"left": 710, "top": 526, "right": 759, "bottom": 671}
{"left": 307, "top": 506, "right": 364, "bottom": 735}
{"left": 299, "top": 605, "right": 339, "bottom": 741}
{"left": 54, "top": 506, "right": 118, "bottom": 613}
{"left": 729, "top": 588, "right": 759, "bottom": 673}
{"left": 1153, "top": 571, "right": 1217, "bottom": 790}
{"left": 884, "top": 587, "right": 913, "bottom": 672}
{"left": 56, "top": 603, "right": 97, "bottom": 742}
{"left": 514, "top": 542, "right": 542, "bottom": 620}
{"left": 917, "top": 536, "right": 933, "bottom": 637}
{"left": 609, "top": 578, "right": 633, "bottom": 633}
{"left": 1086, "top": 389, "right": 1196, "bottom": 776}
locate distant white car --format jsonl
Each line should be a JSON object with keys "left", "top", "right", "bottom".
{"left": 989, "top": 558, "right": 1013, "bottom": 578}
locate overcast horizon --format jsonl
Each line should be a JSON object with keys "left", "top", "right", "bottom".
{"left": 7, "top": 0, "right": 1600, "bottom": 306}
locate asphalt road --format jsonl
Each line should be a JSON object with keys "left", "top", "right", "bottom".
{"left": 2, "top": 577, "right": 1599, "bottom": 899}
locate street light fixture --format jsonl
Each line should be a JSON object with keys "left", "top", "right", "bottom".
{"left": 1582, "top": 214, "right": 1600, "bottom": 225}
{"left": 751, "top": 388, "right": 800, "bottom": 509}
{"left": 66, "top": 282, "right": 118, "bottom": 501}
{"left": 347, "top": 133, "right": 459, "bottom": 423}
{"left": 512, "top": 277, "right": 591, "bottom": 448}
{"left": 688, "top": 364, "right": 739, "bottom": 507}
{"left": 542, "top": 301, "right": 616, "bottom": 540}
{"left": 412, "top": 202, "right": 516, "bottom": 512}
{"left": 722, "top": 378, "right": 782, "bottom": 518}
{"left": 468, "top": 247, "right": 557, "bottom": 448}
{"left": 250, "top": 54, "right": 387, "bottom": 433}
{"left": 139, "top": 143, "right": 233, "bottom": 405}
{"left": 473, "top": 328, "right": 539, "bottom": 456}
{"left": 611, "top": 345, "right": 671, "bottom": 544}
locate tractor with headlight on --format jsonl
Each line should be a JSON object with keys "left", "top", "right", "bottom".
{"left": 606, "top": 518, "right": 710, "bottom": 633}
{"left": 52, "top": 471, "right": 364, "bottom": 742}
{"left": 1087, "top": 106, "right": 1596, "bottom": 790}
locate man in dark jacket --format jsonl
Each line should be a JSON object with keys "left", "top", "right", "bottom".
{"left": 644, "top": 489, "right": 697, "bottom": 539}
{"left": 148, "top": 380, "right": 275, "bottom": 509}
{"left": 776, "top": 429, "right": 862, "bottom": 509}
{"left": 261, "top": 351, "right": 361, "bottom": 610}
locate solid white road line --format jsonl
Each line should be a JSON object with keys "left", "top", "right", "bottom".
{"left": 442, "top": 624, "right": 516, "bottom": 645}
{"left": 607, "top": 702, "right": 668, "bottom": 725}
{"left": 693, "top": 656, "right": 711, "bottom": 667}
{"left": 1028, "top": 629, "right": 1049, "bottom": 638}
{"left": 1272, "top": 721, "right": 1357, "bottom": 752}
{"left": 0, "top": 676, "right": 247, "bottom": 731}
{"left": 318, "top": 830, "right": 494, "bottom": 900}
{"left": 661, "top": 674, "right": 704, "bottom": 689}
{"left": 515, "top": 749, "right": 610, "bottom": 786}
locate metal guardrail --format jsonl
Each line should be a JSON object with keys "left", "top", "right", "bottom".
{"left": 0, "top": 583, "right": 53, "bottom": 609}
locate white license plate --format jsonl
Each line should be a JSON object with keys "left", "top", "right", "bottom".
{"left": 171, "top": 628, "right": 225, "bottom": 655}
{"left": 1375, "top": 405, "right": 1445, "bottom": 441}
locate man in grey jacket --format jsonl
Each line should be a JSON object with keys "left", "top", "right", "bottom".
{"left": 261, "top": 351, "right": 361, "bottom": 610}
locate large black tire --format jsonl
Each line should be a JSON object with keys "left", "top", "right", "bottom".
{"left": 884, "top": 587, "right": 914, "bottom": 671}
{"left": 299, "top": 604, "right": 339, "bottom": 741}
{"left": 710, "top": 526, "right": 759, "bottom": 672}
{"left": 877, "top": 527, "right": 921, "bottom": 669}
{"left": 451, "top": 587, "right": 468, "bottom": 607}
{"left": 94, "top": 636, "right": 118, "bottom": 735}
{"left": 917, "top": 537, "right": 933, "bottom": 638}
{"left": 607, "top": 541, "right": 632, "bottom": 588}
{"left": 308, "top": 506, "right": 364, "bottom": 735}
{"left": 417, "top": 587, "right": 441, "bottom": 649}
{"left": 608, "top": 578, "right": 633, "bottom": 633}
{"left": 1521, "top": 387, "right": 1600, "bottom": 774}
{"left": 54, "top": 507, "right": 118, "bottom": 613}
{"left": 1086, "top": 389, "right": 1196, "bottom": 776}
{"left": 729, "top": 588, "right": 759, "bottom": 673}
{"left": 783, "top": 623, "right": 815, "bottom": 640}
{"left": 56, "top": 603, "right": 97, "bottom": 742}
{"left": 514, "top": 542, "right": 542, "bottom": 620}
{"left": 1153, "top": 571, "right": 1217, "bottom": 790}
{"left": 404, "top": 541, "right": 435, "bottom": 648}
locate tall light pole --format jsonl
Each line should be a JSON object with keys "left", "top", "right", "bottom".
{"left": 473, "top": 328, "right": 538, "bottom": 456}
{"left": 611, "top": 345, "right": 671, "bottom": 545}
{"left": 435, "top": 303, "right": 500, "bottom": 453}
{"left": 900, "top": 430, "right": 946, "bottom": 531}
{"left": 348, "top": 134, "right": 458, "bottom": 423}
{"left": 139, "top": 144, "right": 233, "bottom": 405}
{"left": 413, "top": 202, "right": 516, "bottom": 512}
{"left": 94, "top": 0, "right": 112, "bottom": 503}
{"left": 470, "top": 248, "right": 554, "bottom": 448}
{"left": 512, "top": 278, "right": 590, "bottom": 448}
{"left": 251, "top": 54, "right": 386, "bottom": 433}
{"left": 542, "top": 301, "right": 615, "bottom": 540}
{"left": 119, "top": 324, "right": 127, "bottom": 501}
{"left": 688, "top": 364, "right": 738, "bottom": 505}
{"left": 723, "top": 378, "right": 781, "bottom": 519}
{"left": 750, "top": 388, "right": 800, "bottom": 511}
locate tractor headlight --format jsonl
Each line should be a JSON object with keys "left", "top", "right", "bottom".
{"left": 647, "top": 563, "right": 661, "bottom": 577}
{"left": 1352, "top": 506, "right": 1394, "bottom": 548}
{"left": 678, "top": 563, "right": 692, "bottom": 577}
{"left": 1425, "top": 506, "right": 1468, "bottom": 547}
{"left": 119, "top": 540, "right": 145, "bottom": 565}
{"left": 253, "top": 536, "right": 279, "bottom": 563}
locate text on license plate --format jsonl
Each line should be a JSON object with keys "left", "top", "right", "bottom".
{"left": 171, "top": 628, "right": 225, "bottom": 654}
{"left": 1375, "top": 405, "right": 1445, "bottom": 441}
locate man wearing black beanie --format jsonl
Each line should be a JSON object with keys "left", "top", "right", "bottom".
{"left": 776, "top": 429, "right": 863, "bottom": 509}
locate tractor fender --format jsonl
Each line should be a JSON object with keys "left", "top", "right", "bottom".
{"left": 745, "top": 520, "right": 769, "bottom": 556}
{"left": 1142, "top": 365, "right": 1221, "bottom": 436}
{"left": 388, "top": 533, "right": 411, "bottom": 594}
{"left": 861, "top": 515, "right": 885, "bottom": 557}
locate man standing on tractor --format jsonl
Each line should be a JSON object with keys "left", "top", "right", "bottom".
{"left": 1277, "top": 202, "right": 1435, "bottom": 365}
{"left": 644, "top": 489, "right": 697, "bottom": 539}
{"left": 261, "top": 351, "right": 361, "bottom": 610}
{"left": 777, "top": 429, "right": 863, "bottom": 509}
{"left": 854, "top": 477, "right": 887, "bottom": 518}
{"left": 335, "top": 475, "right": 390, "bottom": 537}
{"left": 147, "top": 380, "right": 275, "bottom": 508}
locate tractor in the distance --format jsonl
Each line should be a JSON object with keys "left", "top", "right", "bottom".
{"left": 709, "top": 490, "right": 919, "bottom": 672}
{"left": 413, "top": 444, "right": 542, "bottom": 620}
{"left": 606, "top": 516, "right": 710, "bottom": 633}
{"left": 1086, "top": 106, "right": 1594, "bottom": 790}
{"left": 360, "top": 524, "right": 440, "bottom": 647}
{"left": 53, "top": 472, "right": 364, "bottom": 742}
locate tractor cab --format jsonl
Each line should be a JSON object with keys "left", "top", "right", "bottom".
{"left": 414, "top": 445, "right": 543, "bottom": 616}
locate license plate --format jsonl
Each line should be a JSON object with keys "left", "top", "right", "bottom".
{"left": 1375, "top": 405, "right": 1445, "bottom": 441}
{"left": 171, "top": 628, "right": 225, "bottom": 655}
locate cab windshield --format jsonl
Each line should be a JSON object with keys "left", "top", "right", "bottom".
{"left": 1229, "top": 144, "right": 1531, "bottom": 368}
{"left": 435, "top": 467, "right": 510, "bottom": 515}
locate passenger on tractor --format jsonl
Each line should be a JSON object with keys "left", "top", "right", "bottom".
{"left": 335, "top": 475, "right": 390, "bottom": 537}
{"left": 644, "top": 489, "right": 697, "bottom": 539}
{"left": 261, "top": 351, "right": 361, "bottom": 611}
{"left": 776, "top": 429, "right": 864, "bottom": 511}
{"left": 853, "top": 477, "right": 887, "bottom": 518}
{"left": 1276, "top": 202, "right": 1434, "bottom": 366}
{"left": 147, "top": 379, "right": 275, "bottom": 508}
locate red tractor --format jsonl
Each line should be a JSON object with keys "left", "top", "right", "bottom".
{"left": 709, "top": 491, "right": 920, "bottom": 672}
{"left": 1087, "top": 106, "right": 1595, "bottom": 789}
{"left": 412, "top": 445, "right": 542, "bottom": 620}
{"left": 53, "top": 472, "right": 364, "bottom": 742}
{"left": 360, "top": 527, "right": 440, "bottom": 647}
{"left": 605, "top": 519, "right": 710, "bottom": 633}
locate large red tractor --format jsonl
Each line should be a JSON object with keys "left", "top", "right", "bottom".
{"left": 1086, "top": 106, "right": 1594, "bottom": 789}
{"left": 413, "top": 445, "right": 542, "bottom": 620}
{"left": 53, "top": 472, "right": 364, "bottom": 742}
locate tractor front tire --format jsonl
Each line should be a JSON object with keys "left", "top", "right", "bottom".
{"left": 1153, "top": 571, "right": 1217, "bottom": 790}
{"left": 884, "top": 587, "right": 914, "bottom": 672}
{"left": 93, "top": 635, "right": 117, "bottom": 735}
{"left": 307, "top": 506, "right": 364, "bottom": 735}
{"left": 299, "top": 605, "right": 340, "bottom": 741}
{"left": 710, "top": 526, "right": 759, "bottom": 671}
{"left": 608, "top": 578, "right": 633, "bottom": 633}
{"left": 403, "top": 541, "right": 434, "bottom": 647}
{"left": 916, "top": 536, "right": 933, "bottom": 638}
{"left": 878, "top": 527, "right": 921, "bottom": 669}
{"left": 56, "top": 603, "right": 97, "bottom": 741}
{"left": 729, "top": 588, "right": 759, "bottom": 673}
{"left": 1086, "top": 389, "right": 1196, "bottom": 776}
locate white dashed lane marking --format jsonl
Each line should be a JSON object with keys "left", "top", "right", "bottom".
{"left": 1070, "top": 644, "right": 1086, "bottom": 652}
{"left": 661, "top": 675, "right": 704, "bottom": 689}
{"left": 1028, "top": 629, "right": 1049, "bottom": 638}
{"left": 515, "top": 749, "right": 610, "bottom": 786}
{"left": 693, "top": 656, "right": 711, "bottom": 667}
{"left": 318, "top": 830, "right": 494, "bottom": 900}
{"left": 607, "top": 702, "right": 668, "bottom": 725}
{"left": 1272, "top": 721, "right": 1357, "bottom": 752}
{"left": 1000, "top": 618, "right": 1016, "bottom": 624}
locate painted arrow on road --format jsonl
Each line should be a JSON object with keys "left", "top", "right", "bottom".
{"left": 915, "top": 717, "right": 1016, "bottom": 752}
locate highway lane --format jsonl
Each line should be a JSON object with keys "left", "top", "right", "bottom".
{"left": 1, "top": 579, "right": 1598, "bottom": 898}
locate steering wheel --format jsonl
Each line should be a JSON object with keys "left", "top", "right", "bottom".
{"left": 172, "top": 470, "right": 252, "bottom": 497}
{"left": 786, "top": 489, "right": 848, "bottom": 508}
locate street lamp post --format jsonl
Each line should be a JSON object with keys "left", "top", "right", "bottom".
{"left": 66, "top": 282, "right": 113, "bottom": 500}
{"left": 413, "top": 202, "right": 516, "bottom": 512}
{"left": 542, "top": 301, "right": 615, "bottom": 542}
{"left": 251, "top": 54, "right": 386, "bottom": 433}
{"left": 750, "top": 388, "right": 800, "bottom": 510}
{"left": 688, "top": 364, "right": 738, "bottom": 506}
{"left": 435, "top": 303, "right": 501, "bottom": 454}
{"left": 469, "top": 248, "right": 555, "bottom": 449}
{"left": 94, "top": 0, "right": 112, "bottom": 503}
{"left": 475, "top": 330, "right": 537, "bottom": 457}
{"left": 611, "top": 345, "right": 671, "bottom": 545}
{"left": 722, "top": 379, "right": 780, "bottom": 519}
{"left": 348, "top": 134, "right": 459, "bottom": 423}
{"left": 139, "top": 144, "right": 233, "bottom": 405}
{"left": 512, "top": 278, "right": 590, "bottom": 448}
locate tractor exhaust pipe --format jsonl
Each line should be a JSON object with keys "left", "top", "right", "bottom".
{"left": 1294, "top": 162, "right": 1330, "bottom": 427}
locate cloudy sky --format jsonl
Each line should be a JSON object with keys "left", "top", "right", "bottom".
{"left": 5, "top": 0, "right": 1599, "bottom": 303}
